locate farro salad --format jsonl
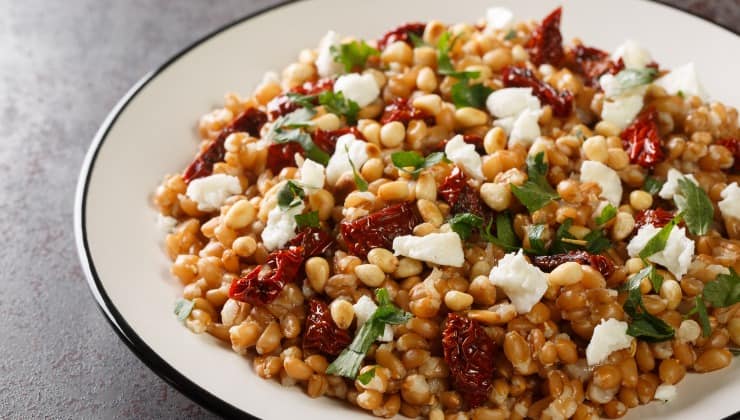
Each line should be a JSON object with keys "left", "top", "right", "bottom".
{"left": 154, "top": 6, "right": 740, "bottom": 419}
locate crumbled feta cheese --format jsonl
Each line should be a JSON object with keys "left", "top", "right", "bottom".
{"left": 493, "top": 116, "right": 515, "bottom": 134}
{"left": 315, "top": 30, "right": 343, "bottom": 78}
{"left": 486, "top": 88, "right": 541, "bottom": 118}
{"left": 599, "top": 73, "right": 649, "bottom": 99}
{"left": 488, "top": 250, "right": 548, "bottom": 314}
{"left": 325, "top": 133, "right": 368, "bottom": 185}
{"left": 580, "top": 161, "right": 623, "bottom": 206}
{"left": 156, "top": 214, "right": 177, "bottom": 234}
{"left": 612, "top": 40, "right": 652, "bottom": 69}
{"left": 185, "top": 174, "right": 242, "bottom": 212}
{"left": 333, "top": 73, "right": 379, "bottom": 107}
{"left": 719, "top": 182, "right": 740, "bottom": 219}
{"left": 658, "top": 168, "right": 698, "bottom": 200}
{"left": 509, "top": 108, "right": 542, "bottom": 148}
{"left": 586, "top": 318, "right": 633, "bottom": 365}
{"left": 261, "top": 202, "right": 305, "bottom": 251}
{"left": 392, "top": 232, "right": 465, "bottom": 267}
{"left": 655, "top": 62, "right": 708, "bottom": 100}
{"left": 654, "top": 384, "right": 677, "bottom": 402}
{"left": 601, "top": 94, "right": 644, "bottom": 130}
{"left": 485, "top": 7, "right": 514, "bottom": 31}
{"left": 445, "top": 135, "right": 484, "bottom": 179}
{"left": 353, "top": 295, "right": 393, "bottom": 342}
{"left": 627, "top": 224, "right": 695, "bottom": 279}
{"left": 299, "top": 158, "right": 325, "bottom": 191}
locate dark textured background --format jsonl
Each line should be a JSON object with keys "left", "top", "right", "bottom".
{"left": 0, "top": 1, "right": 736, "bottom": 418}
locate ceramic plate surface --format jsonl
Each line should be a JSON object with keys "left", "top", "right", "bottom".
{"left": 75, "top": 0, "right": 740, "bottom": 418}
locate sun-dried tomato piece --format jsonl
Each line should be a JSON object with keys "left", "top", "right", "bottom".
{"left": 228, "top": 247, "right": 304, "bottom": 306}
{"left": 377, "top": 22, "right": 426, "bottom": 51}
{"left": 183, "top": 108, "right": 267, "bottom": 183}
{"left": 266, "top": 78, "right": 335, "bottom": 119}
{"left": 312, "top": 127, "right": 365, "bottom": 155}
{"left": 502, "top": 65, "right": 573, "bottom": 117}
{"left": 569, "top": 44, "right": 623, "bottom": 88}
{"left": 438, "top": 167, "right": 491, "bottom": 221}
{"left": 526, "top": 7, "right": 565, "bottom": 67}
{"left": 340, "top": 202, "right": 422, "bottom": 258}
{"left": 266, "top": 142, "right": 305, "bottom": 174}
{"left": 634, "top": 208, "right": 682, "bottom": 231}
{"left": 288, "top": 228, "right": 334, "bottom": 258}
{"left": 380, "top": 97, "right": 436, "bottom": 126}
{"left": 442, "top": 313, "right": 496, "bottom": 408}
{"left": 716, "top": 138, "right": 740, "bottom": 171}
{"left": 620, "top": 109, "right": 665, "bottom": 168}
{"left": 303, "top": 298, "right": 352, "bottom": 356}
{"left": 532, "top": 250, "right": 616, "bottom": 278}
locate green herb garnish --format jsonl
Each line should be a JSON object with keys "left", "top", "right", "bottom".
{"left": 643, "top": 176, "right": 664, "bottom": 195}
{"left": 270, "top": 109, "right": 330, "bottom": 165}
{"left": 174, "top": 299, "right": 195, "bottom": 322}
{"left": 295, "top": 211, "right": 320, "bottom": 229}
{"left": 595, "top": 203, "right": 617, "bottom": 226}
{"left": 436, "top": 32, "right": 478, "bottom": 79}
{"left": 623, "top": 274, "right": 675, "bottom": 342}
{"left": 504, "top": 29, "right": 517, "bottom": 40}
{"left": 613, "top": 68, "right": 658, "bottom": 94}
{"left": 695, "top": 295, "right": 712, "bottom": 337}
{"left": 674, "top": 177, "right": 713, "bottom": 236}
{"left": 390, "top": 151, "right": 447, "bottom": 178}
{"left": 583, "top": 229, "right": 612, "bottom": 254}
{"left": 277, "top": 180, "right": 305, "bottom": 210}
{"left": 357, "top": 367, "right": 377, "bottom": 385}
{"left": 449, "top": 212, "right": 484, "bottom": 241}
{"left": 638, "top": 214, "right": 682, "bottom": 261}
{"left": 703, "top": 268, "right": 740, "bottom": 308}
{"left": 346, "top": 146, "right": 368, "bottom": 192}
{"left": 450, "top": 81, "right": 493, "bottom": 109}
{"left": 326, "top": 288, "right": 411, "bottom": 379}
{"left": 330, "top": 40, "right": 379, "bottom": 72}
{"left": 408, "top": 32, "right": 428, "bottom": 48}
{"left": 318, "top": 91, "right": 361, "bottom": 124}
{"left": 526, "top": 224, "right": 548, "bottom": 255}
{"left": 510, "top": 152, "right": 559, "bottom": 212}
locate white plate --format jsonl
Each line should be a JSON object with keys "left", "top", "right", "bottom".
{"left": 75, "top": 0, "right": 740, "bottom": 418}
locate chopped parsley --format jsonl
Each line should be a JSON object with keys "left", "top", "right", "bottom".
{"left": 638, "top": 214, "right": 682, "bottom": 261}
{"left": 331, "top": 40, "right": 379, "bottom": 72}
{"left": 613, "top": 67, "right": 658, "bottom": 94}
{"left": 346, "top": 145, "right": 368, "bottom": 192}
{"left": 449, "top": 212, "right": 483, "bottom": 241}
{"left": 277, "top": 180, "right": 305, "bottom": 210}
{"left": 390, "top": 151, "right": 447, "bottom": 178}
{"left": 481, "top": 213, "right": 520, "bottom": 252}
{"left": 702, "top": 268, "right": 740, "bottom": 308}
{"left": 510, "top": 152, "right": 559, "bottom": 212}
{"left": 357, "top": 367, "right": 377, "bottom": 385}
{"left": 295, "top": 211, "right": 320, "bottom": 229}
{"left": 622, "top": 270, "right": 675, "bottom": 342}
{"left": 174, "top": 299, "right": 195, "bottom": 322}
{"left": 673, "top": 177, "right": 713, "bottom": 235}
{"left": 643, "top": 176, "right": 664, "bottom": 195}
{"left": 450, "top": 81, "right": 493, "bottom": 109}
{"left": 504, "top": 29, "right": 517, "bottom": 40}
{"left": 436, "top": 32, "right": 491, "bottom": 109}
{"left": 526, "top": 224, "right": 548, "bottom": 255}
{"left": 269, "top": 109, "right": 330, "bottom": 165}
{"left": 285, "top": 91, "right": 360, "bottom": 124}
{"left": 326, "top": 288, "right": 411, "bottom": 379}
{"left": 595, "top": 203, "right": 617, "bottom": 226}
{"left": 408, "top": 32, "right": 428, "bottom": 48}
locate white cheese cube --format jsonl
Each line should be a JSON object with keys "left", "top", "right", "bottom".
{"left": 325, "top": 133, "right": 369, "bottom": 186}
{"left": 601, "top": 94, "right": 644, "bottom": 131}
{"left": 445, "top": 135, "right": 484, "bottom": 180}
{"left": 185, "top": 174, "right": 242, "bottom": 212}
{"left": 315, "top": 30, "right": 343, "bottom": 78}
{"left": 580, "top": 161, "right": 623, "bottom": 207}
{"left": 654, "top": 384, "right": 677, "bottom": 402}
{"left": 488, "top": 250, "right": 548, "bottom": 314}
{"left": 299, "top": 158, "right": 325, "bottom": 191}
{"left": 719, "top": 182, "right": 740, "bottom": 219}
{"left": 261, "top": 202, "right": 304, "bottom": 251}
{"left": 599, "top": 73, "right": 649, "bottom": 99}
{"left": 333, "top": 73, "right": 380, "bottom": 107}
{"left": 392, "top": 232, "right": 465, "bottom": 267}
{"left": 353, "top": 295, "right": 393, "bottom": 342}
{"left": 655, "top": 62, "right": 708, "bottom": 101}
{"left": 586, "top": 318, "right": 634, "bottom": 365}
{"left": 485, "top": 7, "right": 514, "bottom": 31}
{"left": 658, "top": 168, "right": 698, "bottom": 200}
{"left": 486, "top": 87, "right": 540, "bottom": 118}
{"left": 493, "top": 116, "right": 515, "bottom": 135}
{"left": 626, "top": 224, "right": 695, "bottom": 279}
{"left": 612, "top": 40, "right": 652, "bottom": 69}
{"left": 509, "top": 108, "right": 542, "bottom": 148}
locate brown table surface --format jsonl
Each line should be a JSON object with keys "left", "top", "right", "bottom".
{"left": 1, "top": 0, "right": 737, "bottom": 418}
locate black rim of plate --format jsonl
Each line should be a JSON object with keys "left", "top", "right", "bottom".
{"left": 74, "top": 1, "right": 738, "bottom": 419}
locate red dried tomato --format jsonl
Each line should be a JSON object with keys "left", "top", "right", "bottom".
{"left": 502, "top": 65, "right": 573, "bottom": 118}
{"left": 303, "top": 298, "right": 352, "bottom": 356}
{"left": 228, "top": 247, "right": 304, "bottom": 306}
{"left": 312, "top": 127, "right": 365, "bottom": 155}
{"left": 183, "top": 108, "right": 267, "bottom": 183}
{"left": 716, "top": 138, "right": 740, "bottom": 171}
{"left": 438, "top": 167, "right": 491, "bottom": 220}
{"left": 532, "top": 250, "right": 615, "bottom": 278}
{"left": 620, "top": 109, "right": 665, "bottom": 168}
{"left": 442, "top": 313, "right": 496, "bottom": 408}
{"left": 266, "top": 78, "right": 335, "bottom": 119}
{"left": 380, "top": 97, "right": 436, "bottom": 125}
{"left": 266, "top": 142, "right": 305, "bottom": 174}
{"left": 634, "top": 208, "right": 681, "bottom": 230}
{"left": 569, "top": 44, "right": 623, "bottom": 88}
{"left": 340, "top": 202, "right": 422, "bottom": 258}
{"left": 288, "top": 228, "right": 334, "bottom": 258}
{"left": 526, "top": 7, "right": 565, "bottom": 67}
{"left": 377, "top": 22, "right": 426, "bottom": 51}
